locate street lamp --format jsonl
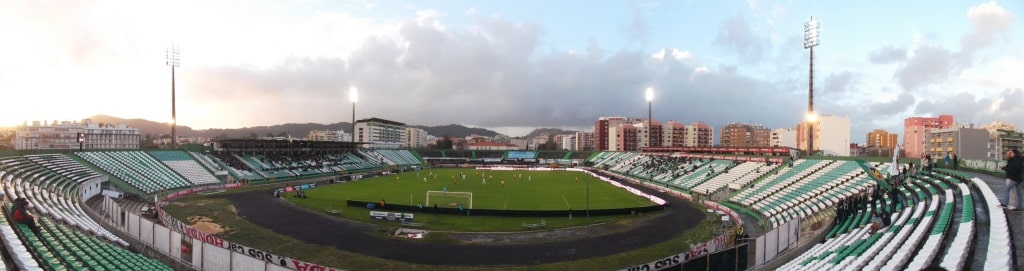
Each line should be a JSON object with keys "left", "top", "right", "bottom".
{"left": 804, "top": 16, "right": 819, "bottom": 156}
{"left": 349, "top": 87, "right": 358, "bottom": 144}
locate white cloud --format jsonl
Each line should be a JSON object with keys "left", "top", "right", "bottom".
{"left": 650, "top": 48, "right": 693, "bottom": 61}
{"left": 963, "top": 1, "right": 1014, "bottom": 52}
{"left": 672, "top": 49, "right": 694, "bottom": 60}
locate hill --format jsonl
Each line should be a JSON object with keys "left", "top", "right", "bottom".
{"left": 524, "top": 128, "right": 577, "bottom": 138}
{"left": 409, "top": 124, "right": 500, "bottom": 138}
{"left": 88, "top": 114, "right": 200, "bottom": 139}
{"left": 87, "top": 115, "right": 501, "bottom": 140}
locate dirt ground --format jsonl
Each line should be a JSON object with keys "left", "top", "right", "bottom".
{"left": 188, "top": 216, "right": 225, "bottom": 235}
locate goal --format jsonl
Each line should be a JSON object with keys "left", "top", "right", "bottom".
{"left": 425, "top": 191, "right": 473, "bottom": 209}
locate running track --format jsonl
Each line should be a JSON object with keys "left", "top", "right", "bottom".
{"left": 227, "top": 178, "right": 702, "bottom": 266}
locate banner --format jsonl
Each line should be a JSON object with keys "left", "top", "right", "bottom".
{"left": 152, "top": 182, "right": 348, "bottom": 270}
{"left": 962, "top": 159, "right": 1005, "bottom": 174}
{"left": 686, "top": 235, "right": 728, "bottom": 260}
{"left": 370, "top": 211, "right": 414, "bottom": 221}
{"left": 618, "top": 235, "right": 729, "bottom": 271}
{"left": 157, "top": 199, "right": 342, "bottom": 270}
{"left": 620, "top": 253, "right": 682, "bottom": 271}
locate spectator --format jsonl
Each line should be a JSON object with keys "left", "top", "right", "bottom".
{"left": 12, "top": 198, "right": 42, "bottom": 235}
{"left": 1001, "top": 150, "right": 1023, "bottom": 210}
{"left": 923, "top": 154, "right": 932, "bottom": 173}
{"left": 881, "top": 210, "right": 891, "bottom": 227}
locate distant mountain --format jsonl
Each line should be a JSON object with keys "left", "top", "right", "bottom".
{"left": 88, "top": 115, "right": 352, "bottom": 139}
{"left": 410, "top": 124, "right": 500, "bottom": 138}
{"left": 87, "top": 115, "right": 500, "bottom": 140}
{"left": 88, "top": 114, "right": 197, "bottom": 138}
{"left": 524, "top": 128, "right": 577, "bottom": 138}
{"left": 201, "top": 122, "right": 353, "bottom": 139}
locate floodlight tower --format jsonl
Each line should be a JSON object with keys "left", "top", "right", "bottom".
{"left": 166, "top": 43, "right": 180, "bottom": 149}
{"left": 646, "top": 87, "right": 654, "bottom": 149}
{"left": 349, "top": 87, "right": 358, "bottom": 144}
{"left": 803, "top": 17, "right": 819, "bottom": 155}
{"left": 645, "top": 87, "right": 654, "bottom": 186}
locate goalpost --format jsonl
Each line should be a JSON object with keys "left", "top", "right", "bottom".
{"left": 425, "top": 191, "right": 473, "bottom": 209}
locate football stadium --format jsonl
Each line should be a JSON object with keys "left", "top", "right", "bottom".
{"left": 3, "top": 1, "right": 1023, "bottom": 271}
{"left": 0, "top": 143, "right": 1019, "bottom": 270}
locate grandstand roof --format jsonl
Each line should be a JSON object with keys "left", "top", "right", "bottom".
{"left": 355, "top": 117, "right": 405, "bottom": 126}
{"left": 468, "top": 141, "right": 518, "bottom": 147}
{"left": 213, "top": 138, "right": 362, "bottom": 151}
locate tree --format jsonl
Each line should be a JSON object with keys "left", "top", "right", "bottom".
{"left": 249, "top": 132, "right": 258, "bottom": 139}
{"left": 436, "top": 135, "right": 454, "bottom": 149}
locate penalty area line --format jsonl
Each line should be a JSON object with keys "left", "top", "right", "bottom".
{"left": 563, "top": 196, "right": 572, "bottom": 209}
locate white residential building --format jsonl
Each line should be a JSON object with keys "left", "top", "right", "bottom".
{"left": 405, "top": 127, "right": 429, "bottom": 148}
{"left": 307, "top": 130, "right": 351, "bottom": 142}
{"left": 771, "top": 128, "right": 798, "bottom": 148}
{"left": 802, "top": 115, "right": 851, "bottom": 156}
{"left": 14, "top": 119, "right": 141, "bottom": 150}
{"left": 354, "top": 118, "right": 407, "bottom": 149}
{"left": 559, "top": 134, "right": 576, "bottom": 150}
{"left": 510, "top": 138, "right": 528, "bottom": 150}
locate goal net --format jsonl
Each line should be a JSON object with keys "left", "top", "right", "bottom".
{"left": 426, "top": 191, "right": 473, "bottom": 209}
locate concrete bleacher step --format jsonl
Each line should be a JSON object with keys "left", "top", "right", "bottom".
{"left": 900, "top": 176, "right": 957, "bottom": 271}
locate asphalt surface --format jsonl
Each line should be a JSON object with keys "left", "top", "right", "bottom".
{"left": 227, "top": 177, "right": 702, "bottom": 266}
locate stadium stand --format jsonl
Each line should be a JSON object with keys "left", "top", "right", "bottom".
{"left": 567, "top": 151, "right": 594, "bottom": 160}
{"left": 76, "top": 151, "right": 191, "bottom": 193}
{"left": 536, "top": 151, "right": 567, "bottom": 159}
{"left": 692, "top": 161, "right": 777, "bottom": 195}
{"left": 371, "top": 149, "right": 422, "bottom": 166}
{"left": 0, "top": 157, "right": 124, "bottom": 245}
{"left": 580, "top": 151, "right": 1014, "bottom": 270}
{"left": 195, "top": 150, "right": 390, "bottom": 181}
{"left": 445, "top": 150, "right": 472, "bottom": 158}
{"left": 474, "top": 151, "right": 504, "bottom": 159}
{"left": 772, "top": 165, "right": 1006, "bottom": 271}
{"left": 415, "top": 150, "right": 444, "bottom": 158}
{"left": 506, "top": 151, "right": 537, "bottom": 159}
{"left": 942, "top": 169, "right": 1012, "bottom": 270}
{"left": 207, "top": 151, "right": 261, "bottom": 180}
{"left": 0, "top": 156, "right": 171, "bottom": 270}
{"left": 148, "top": 151, "right": 220, "bottom": 186}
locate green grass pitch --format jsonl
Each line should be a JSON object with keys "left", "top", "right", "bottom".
{"left": 305, "top": 168, "right": 656, "bottom": 211}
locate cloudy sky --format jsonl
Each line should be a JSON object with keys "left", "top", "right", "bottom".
{"left": 1, "top": 1, "right": 1021, "bottom": 139}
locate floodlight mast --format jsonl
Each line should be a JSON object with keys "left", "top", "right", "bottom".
{"left": 350, "top": 87, "right": 358, "bottom": 144}
{"left": 645, "top": 87, "right": 654, "bottom": 149}
{"left": 166, "top": 43, "right": 180, "bottom": 149}
{"left": 803, "top": 17, "right": 819, "bottom": 155}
